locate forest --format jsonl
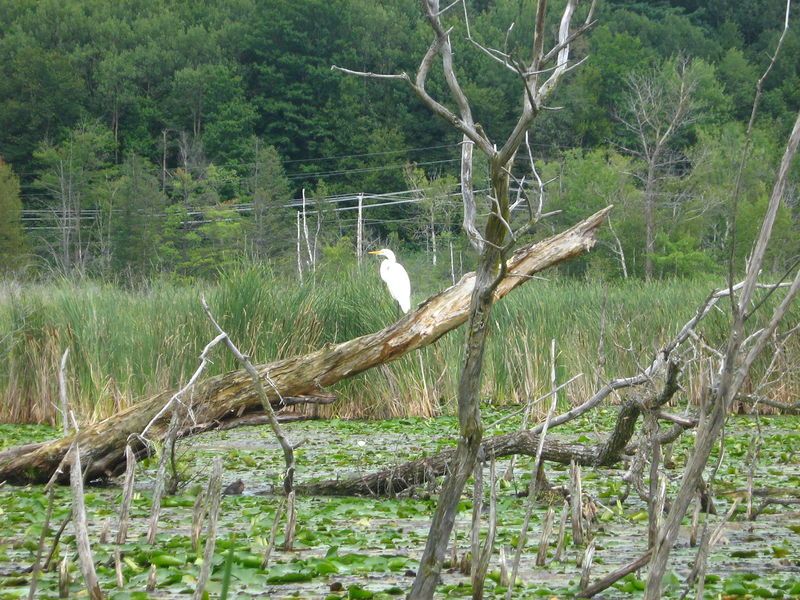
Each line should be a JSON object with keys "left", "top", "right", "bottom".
{"left": 0, "top": 0, "right": 799, "bottom": 280}
{"left": 1, "top": 1, "right": 800, "bottom": 599}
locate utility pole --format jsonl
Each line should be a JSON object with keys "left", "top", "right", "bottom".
{"left": 161, "top": 129, "right": 168, "bottom": 192}
{"left": 356, "top": 193, "right": 364, "bottom": 267}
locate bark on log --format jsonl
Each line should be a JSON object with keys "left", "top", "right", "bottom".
{"left": 0, "top": 208, "right": 610, "bottom": 485}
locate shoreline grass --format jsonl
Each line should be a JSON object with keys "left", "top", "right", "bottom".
{"left": 1, "top": 267, "right": 797, "bottom": 425}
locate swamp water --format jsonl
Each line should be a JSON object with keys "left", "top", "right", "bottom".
{"left": 1, "top": 412, "right": 798, "bottom": 598}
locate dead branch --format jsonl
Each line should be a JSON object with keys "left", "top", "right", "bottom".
{"left": 201, "top": 297, "right": 296, "bottom": 496}
{"left": 58, "top": 349, "right": 70, "bottom": 435}
{"left": 301, "top": 361, "right": 682, "bottom": 497}
{"left": 578, "top": 550, "right": 653, "bottom": 598}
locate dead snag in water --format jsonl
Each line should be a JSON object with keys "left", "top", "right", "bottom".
{"left": 570, "top": 461, "right": 584, "bottom": 547}
{"left": 114, "top": 445, "right": 136, "bottom": 588}
{"left": 147, "top": 410, "right": 181, "bottom": 545}
{"left": 70, "top": 442, "right": 103, "bottom": 600}
{"left": 201, "top": 296, "right": 297, "bottom": 547}
{"left": 193, "top": 457, "right": 222, "bottom": 600}
{"left": 536, "top": 506, "right": 556, "bottom": 567}
{"left": 471, "top": 457, "right": 497, "bottom": 600}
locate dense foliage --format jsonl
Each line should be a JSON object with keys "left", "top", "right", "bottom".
{"left": 0, "top": 0, "right": 798, "bottom": 280}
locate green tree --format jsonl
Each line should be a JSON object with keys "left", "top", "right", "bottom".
{"left": 169, "top": 63, "right": 256, "bottom": 162}
{"left": 538, "top": 26, "right": 656, "bottom": 147}
{"left": 734, "top": 195, "right": 798, "bottom": 273}
{"left": 96, "top": 51, "right": 140, "bottom": 161}
{"left": 685, "top": 123, "right": 780, "bottom": 265}
{"left": 111, "top": 154, "right": 167, "bottom": 277}
{"left": 247, "top": 140, "right": 293, "bottom": 259}
{"left": 716, "top": 48, "right": 759, "bottom": 120}
{"left": 547, "top": 148, "right": 640, "bottom": 278}
{"left": 0, "top": 159, "right": 26, "bottom": 271}
{"left": 0, "top": 38, "right": 84, "bottom": 164}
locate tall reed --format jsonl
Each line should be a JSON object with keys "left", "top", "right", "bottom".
{"left": 0, "top": 269, "right": 797, "bottom": 425}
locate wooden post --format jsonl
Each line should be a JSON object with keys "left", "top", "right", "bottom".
{"left": 147, "top": 411, "right": 180, "bottom": 544}
{"left": 261, "top": 496, "right": 286, "bottom": 569}
{"left": 554, "top": 499, "right": 569, "bottom": 562}
{"left": 114, "top": 445, "right": 136, "bottom": 587}
{"left": 146, "top": 565, "right": 157, "bottom": 592}
{"left": 301, "top": 189, "right": 313, "bottom": 271}
{"left": 190, "top": 489, "right": 207, "bottom": 553}
{"left": 470, "top": 460, "right": 482, "bottom": 577}
{"left": 647, "top": 430, "right": 661, "bottom": 548}
{"left": 579, "top": 540, "right": 595, "bottom": 592}
{"left": 356, "top": 193, "right": 364, "bottom": 267}
{"left": 296, "top": 211, "right": 303, "bottom": 282}
{"left": 70, "top": 444, "right": 104, "bottom": 600}
{"left": 58, "top": 555, "right": 70, "bottom": 598}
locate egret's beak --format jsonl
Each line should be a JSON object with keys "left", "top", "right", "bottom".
{"left": 368, "top": 250, "right": 382, "bottom": 256}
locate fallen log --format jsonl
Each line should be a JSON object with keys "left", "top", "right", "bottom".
{"left": 299, "top": 430, "right": 600, "bottom": 496}
{"left": 298, "top": 363, "right": 683, "bottom": 497}
{"left": 0, "top": 207, "right": 610, "bottom": 485}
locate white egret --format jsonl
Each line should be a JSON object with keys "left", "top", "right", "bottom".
{"left": 368, "top": 248, "right": 411, "bottom": 313}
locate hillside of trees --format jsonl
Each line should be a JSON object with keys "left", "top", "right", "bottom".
{"left": 1, "top": 0, "right": 798, "bottom": 281}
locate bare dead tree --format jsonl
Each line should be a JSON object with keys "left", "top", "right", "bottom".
{"left": 334, "top": 2, "right": 592, "bottom": 595}
{"left": 618, "top": 57, "right": 698, "bottom": 280}
{"left": 645, "top": 108, "right": 800, "bottom": 598}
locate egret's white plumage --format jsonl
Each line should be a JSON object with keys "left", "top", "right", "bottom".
{"left": 368, "top": 248, "right": 411, "bottom": 313}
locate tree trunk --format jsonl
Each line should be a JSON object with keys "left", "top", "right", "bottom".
{"left": 643, "top": 162, "right": 657, "bottom": 281}
{"left": 0, "top": 208, "right": 611, "bottom": 486}
{"left": 409, "top": 163, "right": 511, "bottom": 598}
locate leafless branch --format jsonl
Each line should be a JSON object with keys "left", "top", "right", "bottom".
{"left": 330, "top": 65, "right": 409, "bottom": 80}
{"left": 138, "top": 332, "right": 224, "bottom": 444}
{"left": 201, "top": 296, "right": 296, "bottom": 496}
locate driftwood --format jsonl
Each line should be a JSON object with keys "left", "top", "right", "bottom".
{"left": 0, "top": 208, "right": 611, "bottom": 486}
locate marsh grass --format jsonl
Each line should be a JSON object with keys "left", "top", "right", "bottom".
{"left": 0, "top": 268, "right": 797, "bottom": 425}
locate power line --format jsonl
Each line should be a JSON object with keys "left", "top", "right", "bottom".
{"left": 279, "top": 142, "right": 459, "bottom": 164}
{"left": 285, "top": 158, "right": 460, "bottom": 180}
